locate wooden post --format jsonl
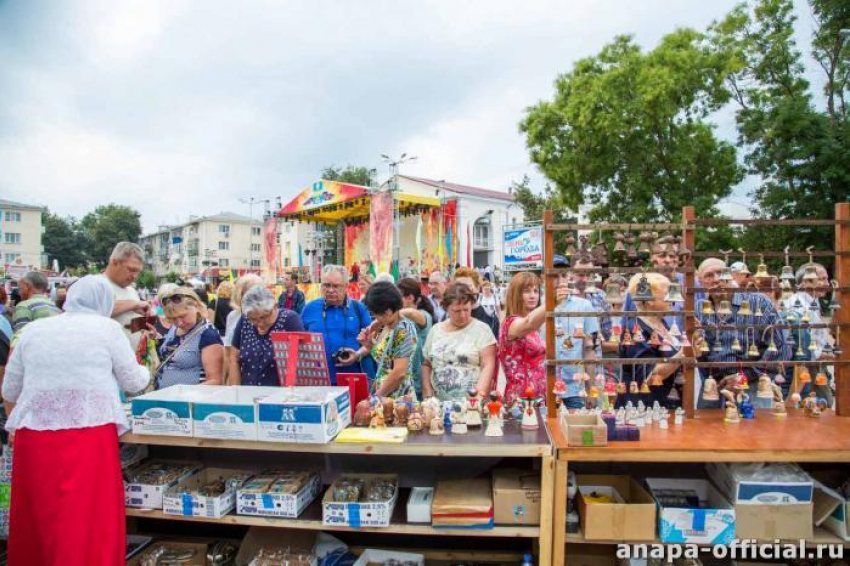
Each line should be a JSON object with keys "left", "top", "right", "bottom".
{"left": 835, "top": 203, "right": 849, "bottom": 416}
{"left": 544, "top": 210, "right": 557, "bottom": 412}
{"left": 682, "top": 206, "right": 696, "bottom": 418}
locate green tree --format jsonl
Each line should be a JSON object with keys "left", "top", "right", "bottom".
{"left": 78, "top": 204, "right": 143, "bottom": 267}
{"left": 521, "top": 30, "right": 744, "bottom": 224}
{"left": 42, "top": 212, "right": 87, "bottom": 270}
{"left": 137, "top": 270, "right": 156, "bottom": 290}
{"left": 321, "top": 165, "right": 373, "bottom": 186}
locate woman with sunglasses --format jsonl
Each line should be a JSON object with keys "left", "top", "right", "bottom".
{"left": 155, "top": 287, "right": 224, "bottom": 389}
{"left": 229, "top": 286, "right": 304, "bottom": 386}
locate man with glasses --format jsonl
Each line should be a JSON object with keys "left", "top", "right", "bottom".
{"left": 301, "top": 264, "right": 374, "bottom": 384}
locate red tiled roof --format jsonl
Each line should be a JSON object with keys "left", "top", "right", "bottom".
{"left": 399, "top": 175, "right": 515, "bottom": 202}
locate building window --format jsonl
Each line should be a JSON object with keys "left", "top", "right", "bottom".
{"left": 4, "top": 233, "right": 21, "bottom": 244}
{"left": 219, "top": 224, "right": 230, "bottom": 234}
{"left": 4, "top": 253, "right": 20, "bottom": 263}
{"left": 473, "top": 222, "right": 491, "bottom": 249}
{"left": 252, "top": 226, "right": 261, "bottom": 236}
{"left": 251, "top": 259, "right": 261, "bottom": 268}
{"left": 251, "top": 243, "right": 261, "bottom": 252}
{"left": 218, "top": 241, "right": 229, "bottom": 251}
{"left": 4, "top": 212, "right": 21, "bottom": 222}
{"left": 189, "top": 258, "right": 197, "bottom": 268}
{"left": 219, "top": 258, "right": 229, "bottom": 267}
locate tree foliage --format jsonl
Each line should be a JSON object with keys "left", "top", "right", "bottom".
{"left": 321, "top": 165, "right": 373, "bottom": 187}
{"left": 521, "top": 30, "right": 744, "bottom": 224}
{"left": 42, "top": 212, "right": 87, "bottom": 270}
{"left": 78, "top": 204, "right": 143, "bottom": 267}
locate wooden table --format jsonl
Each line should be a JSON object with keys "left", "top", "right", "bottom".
{"left": 546, "top": 411, "right": 850, "bottom": 566}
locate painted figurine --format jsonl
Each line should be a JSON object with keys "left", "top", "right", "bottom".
{"left": 354, "top": 399, "right": 373, "bottom": 427}
{"left": 771, "top": 384, "right": 787, "bottom": 417}
{"left": 369, "top": 406, "right": 386, "bottom": 428}
{"left": 521, "top": 387, "right": 539, "bottom": 430}
{"left": 466, "top": 388, "right": 483, "bottom": 427}
{"left": 407, "top": 404, "right": 424, "bottom": 431}
{"left": 382, "top": 397, "right": 395, "bottom": 426}
{"left": 452, "top": 402, "right": 468, "bottom": 434}
{"left": 721, "top": 390, "right": 739, "bottom": 424}
{"left": 485, "top": 391, "right": 504, "bottom": 437}
{"left": 428, "top": 412, "right": 445, "bottom": 435}
{"left": 393, "top": 400, "right": 410, "bottom": 428}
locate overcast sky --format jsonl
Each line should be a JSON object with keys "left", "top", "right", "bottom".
{"left": 0, "top": 1, "right": 819, "bottom": 232}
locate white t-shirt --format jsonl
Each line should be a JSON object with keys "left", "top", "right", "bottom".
{"left": 479, "top": 293, "right": 499, "bottom": 319}
{"left": 422, "top": 319, "right": 497, "bottom": 402}
{"left": 102, "top": 275, "right": 143, "bottom": 348}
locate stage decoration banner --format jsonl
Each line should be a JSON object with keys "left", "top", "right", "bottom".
{"left": 344, "top": 223, "right": 367, "bottom": 270}
{"left": 370, "top": 191, "right": 394, "bottom": 274}
{"left": 279, "top": 179, "right": 369, "bottom": 215}
{"left": 443, "top": 199, "right": 458, "bottom": 270}
{"left": 263, "top": 218, "right": 278, "bottom": 277}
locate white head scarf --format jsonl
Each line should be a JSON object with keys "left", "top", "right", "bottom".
{"left": 64, "top": 275, "right": 115, "bottom": 317}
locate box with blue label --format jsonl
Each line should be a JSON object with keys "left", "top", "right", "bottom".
{"left": 193, "top": 386, "right": 280, "bottom": 440}
{"left": 236, "top": 470, "right": 322, "bottom": 518}
{"left": 645, "top": 477, "right": 735, "bottom": 545}
{"left": 257, "top": 387, "right": 351, "bottom": 444}
{"left": 131, "top": 385, "right": 220, "bottom": 437}
{"left": 124, "top": 460, "right": 202, "bottom": 509}
{"left": 162, "top": 467, "right": 254, "bottom": 518}
{"left": 322, "top": 474, "right": 399, "bottom": 528}
{"left": 706, "top": 462, "right": 813, "bottom": 505}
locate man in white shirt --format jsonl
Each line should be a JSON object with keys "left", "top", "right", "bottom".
{"left": 102, "top": 242, "right": 149, "bottom": 348}
{"left": 782, "top": 262, "right": 832, "bottom": 359}
{"left": 427, "top": 271, "right": 447, "bottom": 323}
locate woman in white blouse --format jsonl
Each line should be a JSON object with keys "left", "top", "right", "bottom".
{"left": 2, "top": 275, "right": 149, "bottom": 566}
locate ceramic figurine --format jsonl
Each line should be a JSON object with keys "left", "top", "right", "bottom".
{"left": 510, "top": 402, "right": 523, "bottom": 421}
{"left": 442, "top": 402, "right": 453, "bottom": 433}
{"left": 393, "top": 400, "right": 410, "bottom": 428}
{"left": 721, "top": 390, "right": 740, "bottom": 424}
{"left": 428, "top": 413, "right": 445, "bottom": 435}
{"left": 370, "top": 407, "right": 386, "bottom": 428}
{"left": 739, "top": 393, "right": 755, "bottom": 419}
{"left": 422, "top": 397, "right": 440, "bottom": 428}
{"left": 466, "top": 388, "right": 483, "bottom": 427}
{"left": 520, "top": 387, "right": 540, "bottom": 430}
{"left": 452, "top": 403, "right": 468, "bottom": 434}
{"left": 756, "top": 374, "right": 773, "bottom": 399}
{"left": 485, "top": 391, "right": 504, "bottom": 437}
{"left": 615, "top": 408, "right": 625, "bottom": 425}
{"left": 674, "top": 407, "right": 685, "bottom": 425}
{"left": 382, "top": 397, "right": 395, "bottom": 426}
{"left": 771, "top": 384, "right": 787, "bottom": 418}
{"left": 659, "top": 412, "right": 669, "bottom": 429}
{"left": 702, "top": 374, "right": 720, "bottom": 402}
{"left": 407, "top": 405, "right": 424, "bottom": 431}
{"left": 354, "top": 399, "right": 373, "bottom": 427}
{"left": 803, "top": 392, "right": 827, "bottom": 418}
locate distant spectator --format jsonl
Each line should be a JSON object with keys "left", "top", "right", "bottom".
{"left": 357, "top": 273, "right": 374, "bottom": 300}
{"left": 452, "top": 267, "right": 499, "bottom": 340}
{"left": 277, "top": 272, "right": 306, "bottom": 315}
{"left": 11, "top": 272, "right": 62, "bottom": 343}
{"left": 427, "top": 271, "right": 447, "bottom": 323}
{"left": 207, "top": 281, "right": 234, "bottom": 336}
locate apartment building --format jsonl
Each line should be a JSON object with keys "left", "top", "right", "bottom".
{"left": 140, "top": 212, "right": 263, "bottom": 279}
{"left": 0, "top": 199, "right": 46, "bottom": 271}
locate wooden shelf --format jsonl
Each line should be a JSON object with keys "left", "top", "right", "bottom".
{"left": 121, "top": 421, "right": 553, "bottom": 458}
{"left": 564, "top": 527, "right": 850, "bottom": 548}
{"left": 548, "top": 412, "right": 850, "bottom": 462}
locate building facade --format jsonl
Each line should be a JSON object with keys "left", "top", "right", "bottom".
{"left": 140, "top": 212, "right": 263, "bottom": 280}
{"left": 0, "top": 199, "right": 46, "bottom": 271}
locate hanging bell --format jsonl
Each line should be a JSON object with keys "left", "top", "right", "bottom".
{"left": 565, "top": 234, "right": 577, "bottom": 257}
{"left": 701, "top": 300, "right": 714, "bottom": 316}
{"left": 664, "top": 282, "right": 685, "bottom": 303}
{"left": 795, "top": 344, "right": 806, "bottom": 359}
{"left": 680, "top": 333, "right": 692, "bottom": 348}
{"left": 572, "top": 324, "right": 585, "bottom": 339}
{"left": 829, "top": 293, "right": 840, "bottom": 313}
{"left": 633, "top": 273, "right": 654, "bottom": 302}
{"left": 561, "top": 337, "right": 574, "bottom": 349}
{"left": 738, "top": 300, "right": 753, "bottom": 316}
{"left": 802, "top": 265, "right": 819, "bottom": 284}
{"left": 629, "top": 381, "right": 639, "bottom": 394}
{"left": 613, "top": 233, "right": 627, "bottom": 258}
{"left": 754, "top": 256, "right": 770, "bottom": 280}
{"left": 632, "top": 328, "right": 645, "bottom": 343}
{"left": 595, "top": 373, "right": 606, "bottom": 386}
{"left": 801, "top": 310, "right": 811, "bottom": 324}
{"left": 815, "top": 371, "right": 828, "bottom": 386}
{"left": 702, "top": 374, "right": 720, "bottom": 401}
{"left": 780, "top": 265, "right": 795, "bottom": 282}
{"left": 809, "top": 298, "right": 819, "bottom": 312}
{"left": 639, "top": 381, "right": 651, "bottom": 394}
{"left": 572, "top": 372, "right": 582, "bottom": 382}
{"left": 668, "top": 320, "right": 682, "bottom": 338}
{"left": 731, "top": 336, "right": 743, "bottom": 353}
{"left": 767, "top": 338, "right": 778, "bottom": 354}
{"left": 719, "top": 267, "right": 734, "bottom": 283}
{"left": 667, "top": 387, "right": 681, "bottom": 402}
{"left": 808, "top": 340, "right": 818, "bottom": 352}
{"left": 649, "top": 372, "right": 664, "bottom": 387}
{"left": 757, "top": 374, "right": 773, "bottom": 399}
{"left": 637, "top": 232, "right": 652, "bottom": 257}
{"left": 699, "top": 337, "right": 710, "bottom": 354}
{"left": 617, "top": 381, "right": 627, "bottom": 394}
{"left": 588, "top": 386, "right": 599, "bottom": 399}
{"left": 773, "top": 372, "right": 786, "bottom": 385}
{"left": 798, "top": 367, "right": 812, "bottom": 384}
{"left": 712, "top": 337, "right": 723, "bottom": 353}
{"left": 604, "top": 281, "right": 624, "bottom": 305}
{"left": 747, "top": 342, "right": 760, "bottom": 358}
{"left": 626, "top": 233, "right": 637, "bottom": 260}
{"left": 754, "top": 301, "right": 764, "bottom": 317}
{"left": 717, "top": 300, "right": 733, "bottom": 316}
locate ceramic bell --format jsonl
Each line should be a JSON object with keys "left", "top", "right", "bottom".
{"left": 572, "top": 324, "right": 585, "bottom": 339}
{"left": 747, "top": 342, "right": 760, "bottom": 358}
{"left": 717, "top": 300, "right": 733, "bottom": 316}
{"left": 668, "top": 321, "right": 682, "bottom": 338}
{"left": 731, "top": 336, "right": 743, "bottom": 353}
{"left": 754, "top": 301, "right": 765, "bottom": 317}
{"left": 754, "top": 255, "right": 770, "bottom": 280}
{"left": 680, "top": 333, "right": 692, "bottom": 348}
{"left": 649, "top": 331, "right": 662, "bottom": 347}
{"left": 629, "top": 381, "right": 638, "bottom": 395}
{"left": 565, "top": 234, "right": 576, "bottom": 257}
{"left": 613, "top": 233, "right": 627, "bottom": 258}
{"left": 756, "top": 374, "right": 773, "bottom": 398}
{"left": 719, "top": 268, "right": 734, "bottom": 283}
{"left": 702, "top": 374, "right": 720, "bottom": 401}
{"left": 664, "top": 283, "right": 685, "bottom": 303}
{"left": 799, "top": 368, "right": 812, "bottom": 384}
{"left": 604, "top": 281, "right": 624, "bottom": 305}
{"left": 739, "top": 300, "right": 753, "bottom": 316}
{"left": 633, "top": 273, "right": 654, "bottom": 302}
{"left": 721, "top": 390, "right": 740, "bottom": 424}
{"left": 701, "top": 301, "right": 714, "bottom": 316}
{"left": 637, "top": 232, "right": 652, "bottom": 257}
{"left": 484, "top": 391, "right": 504, "bottom": 437}
{"left": 617, "top": 381, "right": 626, "bottom": 394}
{"left": 626, "top": 233, "right": 637, "bottom": 260}
{"left": 815, "top": 371, "right": 829, "bottom": 386}
{"left": 639, "top": 381, "right": 651, "bottom": 394}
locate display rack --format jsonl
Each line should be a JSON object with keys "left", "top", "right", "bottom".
{"left": 122, "top": 421, "right": 556, "bottom": 565}
{"left": 542, "top": 203, "right": 850, "bottom": 566}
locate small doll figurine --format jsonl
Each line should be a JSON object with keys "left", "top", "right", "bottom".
{"left": 771, "top": 383, "right": 787, "bottom": 417}
{"left": 442, "top": 402, "right": 453, "bottom": 433}
{"left": 369, "top": 406, "right": 386, "bottom": 428}
{"left": 382, "top": 397, "right": 395, "bottom": 426}
{"left": 803, "top": 392, "right": 827, "bottom": 418}
{"left": 354, "top": 399, "right": 373, "bottom": 427}
{"left": 521, "top": 387, "right": 540, "bottom": 430}
{"left": 428, "top": 412, "right": 445, "bottom": 436}
{"left": 485, "top": 391, "right": 504, "bottom": 437}
{"left": 466, "top": 388, "right": 483, "bottom": 427}
{"left": 393, "top": 400, "right": 410, "bottom": 428}
{"left": 452, "top": 402, "right": 468, "bottom": 434}
{"left": 407, "top": 404, "right": 424, "bottom": 431}
{"left": 721, "top": 389, "right": 740, "bottom": 424}
{"left": 422, "top": 398, "right": 439, "bottom": 428}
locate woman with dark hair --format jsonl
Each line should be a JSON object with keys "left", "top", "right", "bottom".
{"left": 397, "top": 277, "right": 434, "bottom": 398}
{"left": 350, "top": 281, "right": 418, "bottom": 399}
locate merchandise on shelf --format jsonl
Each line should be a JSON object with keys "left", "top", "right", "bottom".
{"left": 236, "top": 470, "right": 322, "bottom": 519}
{"left": 193, "top": 386, "right": 282, "bottom": 440}
{"left": 124, "top": 460, "right": 202, "bottom": 509}
{"left": 406, "top": 487, "right": 434, "bottom": 523}
{"left": 352, "top": 549, "right": 425, "bottom": 566}
{"left": 257, "top": 386, "right": 351, "bottom": 443}
{"left": 574, "top": 475, "right": 656, "bottom": 541}
{"left": 432, "top": 477, "right": 494, "bottom": 529}
{"left": 645, "top": 478, "right": 735, "bottom": 545}
{"left": 322, "top": 474, "right": 399, "bottom": 528}
{"left": 162, "top": 467, "right": 253, "bottom": 518}
{"left": 128, "top": 541, "right": 209, "bottom": 566}
{"left": 493, "top": 468, "right": 541, "bottom": 526}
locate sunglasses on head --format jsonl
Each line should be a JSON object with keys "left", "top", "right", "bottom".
{"left": 162, "top": 294, "right": 188, "bottom": 305}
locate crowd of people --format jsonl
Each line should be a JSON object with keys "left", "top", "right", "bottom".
{"left": 0, "top": 238, "right": 839, "bottom": 565}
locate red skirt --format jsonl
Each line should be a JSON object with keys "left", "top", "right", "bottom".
{"left": 9, "top": 424, "right": 125, "bottom": 566}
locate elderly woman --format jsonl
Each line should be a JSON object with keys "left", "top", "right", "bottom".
{"left": 618, "top": 273, "right": 684, "bottom": 409}
{"left": 229, "top": 286, "right": 305, "bottom": 386}
{"left": 357, "top": 273, "right": 374, "bottom": 300}
{"left": 2, "top": 275, "right": 149, "bottom": 566}
{"left": 422, "top": 282, "right": 497, "bottom": 402}
{"left": 155, "top": 286, "right": 224, "bottom": 389}
{"left": 349, "top": 282, "right": 418, "bottom": 399}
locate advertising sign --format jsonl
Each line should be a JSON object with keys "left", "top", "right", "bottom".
{"left": 503, "top": 226, "right": 543, "bottom": 271}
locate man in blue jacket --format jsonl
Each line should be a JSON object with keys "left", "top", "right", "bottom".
{"left": 301, "top": 264, "right": 373, "bottom": 385}
{"left": 277, "top": 271, "right": 306, "bottom": 315}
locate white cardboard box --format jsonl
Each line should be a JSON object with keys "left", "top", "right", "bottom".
{"left": 645, "top": 477, "right": 735, "bottom": 545}
{"left": 812, "top": 472, "right": 850, "bottom": 541}
{"left": 322, "top": 474, "right": 398, "bottom": 528}
{"left": 706, "top": 462, "right": 814, "bottom": 505}
{"left": 257, "top": 387, "right": 351, "bottom": 444}
{"left": 193, "top": 386, "right": 280, "bottom": 440}
{"left": 124, "top": 460, "right": 202, "bottom": 509}
{"left": 162, "top": 467, "right": 253, "bottom": 518}
{"left": 119, "top": 443, "right": 148, "bottom": 469}
{"left": 131, "top": 385, "right": 220, "bottom": 437}
{"left": 407, "top": 487, "right": 434, "bottom": 523}
{"left": 236, "top": 472, "right": 322, "bottom": 519}
{"left": 353, "top": 550, "right": 424, "bottom": 566}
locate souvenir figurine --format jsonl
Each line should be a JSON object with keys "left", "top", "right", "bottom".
{"left": 510, "top": 401, "right": 523, "bottom": 421}
{"left": 354, "top": 399, "right": 373, "bottom": 427}
{"left": 739, "top": 393, "right": 755, "bottom": 419}
{"left": 442, "top": 402, "right": 453, "bottom": 433}
{"left": 485, "top": 391, "right": 504, "bottom": 437}
{"left": 721, "top": 390, "right": 740, "bottom": 424}
{"left": 521, "top": 387, "right": 540, "bottom": 430}
{"left": 452, "top": 403, "right": 468, "bottom": 435}
{"left": 393, "top": 400, "right": 410, "bottom": 428}
{"left": 382, "top": 397, "right": 395, "bottom": 426}
{"left": 756, "top": 374, "right": 773, "bottom": 399}
{"left": 702, "top": 373, "right": 720, "bottom": 402}
{"left": 659, "top": 411, "right": 669, "bottom": 430}
{"left": 803, "top": 392, "right": 828, "bottom": 418}
{"left": 422, "top": 397, "right": 440, "bottom": 428}
{"left": 370, "top": 406, "right": 386, "bottom": 428}
{"left": 466, "top": 388, "right": 483, "bottom": 427}
{"left": 407, "top": 405, "right": 424, "bottom": 431}
{"left": 674, "top": 407, "right": 685, "bottom": 425}
{"left": 771, "top": 384, "right": 787, "bottom": 417}
{"left": 428, "top": 413, "right": 445, "bottom": 435}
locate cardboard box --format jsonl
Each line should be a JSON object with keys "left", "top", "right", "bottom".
{"left": 576, "top": 475, "right": 656, "bottom": 541}
{"left": 561, "top": 414, "right": 608, "bottom": 447}
{"left": 119, "top": 443, "right": 148, "bottom": 470}
{"left": 127, "top": 541, "right": 208, "bottom": 566}
{"left": 162, "top": 468, "right": 253, "bottom": 518}
{"left": 493, "top": 469, "right": 541, "bottom": 525}
{"left": 566, "top": 547, "right": 618, "bottom": 566}
{"left": 322, "top": 474, "right": 398, "bottom": 528}
{"left": 193, "top": 386, "right": 280, "bottom": 440}
{"left": 706, "top": 462, "right": 813, "bottom": 505}
{"left": 235, "top": 527, "right": 317, "bottom": 566}
{"left": 354, "top": 549, "right": 425, "bottom": 566}
{"left": 407, "top": 487, "right": 434, "bottom": 523}
{"left": 812, "top": 471, "right": 850, "bottom": 541}
{"left": 125, "top": 534, "right": 153, "bottom": 560}
{"left": 257, "top": 386, "right": 351, "bottom": 444}
{"left": 734, "top": 502, "right": 813, "bottom": 540}
{"left": 645, "top": 478, "right": 735, "bottom": 544}
{"left": 237, "top": 471, "right": 322, "bottom": 519}
{"left": 124, "top": 460, "right": 202, "bottom": 509}
{"left": 131, "top": 385, "right": 219, "bottom": 437}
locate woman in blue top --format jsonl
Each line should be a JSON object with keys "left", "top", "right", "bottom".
{"left": 229, "top": 286, "right": 304, "bottom": 386}
{"left": 155, "top": 287, "right": 224, "bottom": 389}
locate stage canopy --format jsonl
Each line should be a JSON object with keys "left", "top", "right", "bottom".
{"left": 278, "top": 179, "right": 440, "bottom": 223}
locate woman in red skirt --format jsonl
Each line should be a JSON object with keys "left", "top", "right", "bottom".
{"left": 2, "top": 274, "right": 150, "bottom": 566}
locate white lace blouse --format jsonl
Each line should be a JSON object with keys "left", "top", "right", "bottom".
{"left": 2, "top": 312, "right": 150, "bottom": 435}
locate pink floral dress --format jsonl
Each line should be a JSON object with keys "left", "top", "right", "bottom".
{"left": 498, "top": 315, "right": 547, "bottom": 406}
